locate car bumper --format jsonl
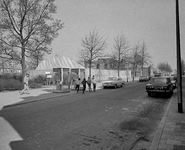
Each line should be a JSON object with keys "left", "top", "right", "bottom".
{"left": 146, "top": 90, "right": 172, "bottom": 93}
{"left": 139, "top": 79, "right": 148, "bottom": 81}
{"left": 103, "top": 85, "right": 115, "bottom": 87}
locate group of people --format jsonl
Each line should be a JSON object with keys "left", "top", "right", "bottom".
{"left": 75, "top": 75, "right": 96, "bottom": 94}
{"left": 19, "top": 74, "right": 97, "bottom": 95}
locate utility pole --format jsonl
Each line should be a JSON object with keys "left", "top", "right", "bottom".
{"left": 176, "top": 0, "right": 183, "bottom": 113}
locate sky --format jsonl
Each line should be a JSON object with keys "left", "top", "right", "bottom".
{"left": 46, "top": 0, "right": 185, "bottom": 70}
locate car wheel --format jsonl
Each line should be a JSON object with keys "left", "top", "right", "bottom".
{"left": 148, "top": 92, "right": 152, "bottom": 97}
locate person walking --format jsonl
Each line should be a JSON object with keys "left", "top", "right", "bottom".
{"left": 87, "top": 77, "right": 92, "bottom": 92}
{"left": 20, "top": 73, "right": 30, "bottom": 94}
{"left": 75, "top": 78, "right": 81, "bottom": 93}
{"left": 81, "top": 78, "right": 87, "bottom": 94}
{"left": 92, "top": 75, "right": 96, "bottom": 92}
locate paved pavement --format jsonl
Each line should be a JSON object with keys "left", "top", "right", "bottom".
{"left": 149, "top": 90, "right": 185, "bottom": 150}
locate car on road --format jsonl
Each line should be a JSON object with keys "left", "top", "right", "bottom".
{"left": 154, "top": 73, "right": 161, "bottom": 77}
{"left": 139, "top": 76, "right": 150, "bottom": 82}
{"left": 146, "top": 76, "right": 174, "bottom": 96}
{"left": 102, "top": 76, "right": 125, "bottom": 88}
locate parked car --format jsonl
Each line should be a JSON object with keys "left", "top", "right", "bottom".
{"left": 102, "top": 76, "right": 125, "bottom": 88}
{"left": 146, "top": 76, "right": 174, "bottom": 96}
{"left": 154, "top": 73, "right": 161, "bottom": 77}
{"left": 139, "top": 76, "right": 150, "bottom": 82}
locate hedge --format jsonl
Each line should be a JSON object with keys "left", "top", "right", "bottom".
{"left": 0, "top": 74, "right": 47, "bottom": 91}
{"left": 0, "top": 79, "right": 22, "bottom": 91}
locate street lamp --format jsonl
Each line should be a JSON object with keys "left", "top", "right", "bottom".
{"left": 176, "top": 0, "right": 183, "bottom": 113}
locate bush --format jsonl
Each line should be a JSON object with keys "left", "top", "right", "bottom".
{"left": 0, "top": 78, "right": 22, "bottom": 91}
{"left": 29, "top": 82, "right": 42, "bottom": 89}
{"left": 0, "top": 73, "right": 22, "bottom": 82}
{"left": 0, "top": 74, "right": 47, "bottom": 92}
{"left": 30, "top": 75, "right": 46, "bottom": 85}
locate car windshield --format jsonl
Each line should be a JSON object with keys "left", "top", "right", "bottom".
{"left": 108, "top": 77, "right": 117, "bottom": 80}
{"left": 149, "top": 78, "right": 167, "bottom": 84}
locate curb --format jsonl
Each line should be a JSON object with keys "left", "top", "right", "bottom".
{"left": 4, "top": 91, "right": 75, "bottom": 108}
{"left": 149, "top": 93, "right": 175, "bottom": 150}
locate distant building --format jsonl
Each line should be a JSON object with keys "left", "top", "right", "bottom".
{"left": 84, "top": 56, "right": 129, "bottom": 70}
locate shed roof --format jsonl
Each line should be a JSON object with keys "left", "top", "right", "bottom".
{"left": 36, "top": 56, "right": 85, "bottom": 70}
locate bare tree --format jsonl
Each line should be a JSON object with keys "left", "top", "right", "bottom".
{"left": 0, "top": 0, "right": 63, "bottom": 82}
{"left": 139, "top": 41, "right": 151, "bottom": 75}
{"left": 28, "top": 50, "right": 45, "bottom": 69}
{"left": 112, "top": 34, "right": 129, "bottom": 77}
{"left": 78, "top": 29, "right": 107, "bottom": 78}
{"left": 157, "top": 62, "right": 172, "bottom": 74}
{"left": 130, "top": 43, "right": 141, "bottom": 81}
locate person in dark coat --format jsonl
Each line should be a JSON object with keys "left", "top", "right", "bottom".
{"left": 87, "top": 77, "right": 92, "bottom": 92}
{"left": 81, "top": 78, "right": 87, "bottom": 94}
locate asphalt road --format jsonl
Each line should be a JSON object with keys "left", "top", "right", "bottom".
{"left": 0, "top": 81, "right": 172, "bottom": 150}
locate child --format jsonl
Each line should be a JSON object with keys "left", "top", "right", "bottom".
{"left": 87, "top": 77, "right": 92, "bottom": 92}
{"left": 75, "top": 78, "right": 81, "bottom": 93}
{"left": 91, "top": 75, "right": 96, "bottom": 92}
{"left": 81, "top": 78, "right": 87, "bottom": 94}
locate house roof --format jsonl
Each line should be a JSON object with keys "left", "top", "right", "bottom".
{"left": 36, "top": 56, "right": 85, "bottom": 70}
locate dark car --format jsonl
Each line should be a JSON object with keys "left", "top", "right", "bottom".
{"left": 146, "top": 76, "right": 174, "bottom": 97}
{"left": 139, "top": 76, "right": 150, "bottom": 82}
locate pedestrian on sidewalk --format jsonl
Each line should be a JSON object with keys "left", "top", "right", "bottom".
{"left": 81, "top": 78, "right": 87, "bottom": 94}
{"left": 87, "top": 77, "right": 92, "bottom": 92}
{"left": 75, "top": 78, "right": 81, "bottom": 93}
{"left": 20, "top": 73, "right": 30, "bottom": 94}
{"left": 92, "top": 75, "right": 96, "bottom": 92}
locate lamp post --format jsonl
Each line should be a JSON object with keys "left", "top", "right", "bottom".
{"left": 176, "top": 0, "right": 183, "bottom": 113}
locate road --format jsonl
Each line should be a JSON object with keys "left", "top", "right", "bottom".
{"left": 0, "top": 81, "right": 171, "bottom": 150}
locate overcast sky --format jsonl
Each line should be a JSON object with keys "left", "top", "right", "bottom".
{"left": 47, "top": 0, "right": 185, "bottom": 70}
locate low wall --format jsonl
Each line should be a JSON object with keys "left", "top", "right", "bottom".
{"left": 85, "top": 68, "right": 132, "bottom": 82}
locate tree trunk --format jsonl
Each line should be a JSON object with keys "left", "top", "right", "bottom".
{"left": 132, "top": 64, "right": 135, "bottom": 81}
{"left": 21, "top": 47, "right": 26, "bottom": 84}
{"left": 89, "top": 60, "right": 92, "bottom": 78}
{"left": 141, "top": 62, "right": 143, "bottom": 76}
{"left": 2, "top": 62, "right": 4, "bottom": 75}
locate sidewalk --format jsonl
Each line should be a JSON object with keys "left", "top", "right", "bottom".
{"left": 0, "top": 82, "right": 104, "bottom": 109}
{"left": 150, "top": 91, "right": 185, "bottom": 150}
